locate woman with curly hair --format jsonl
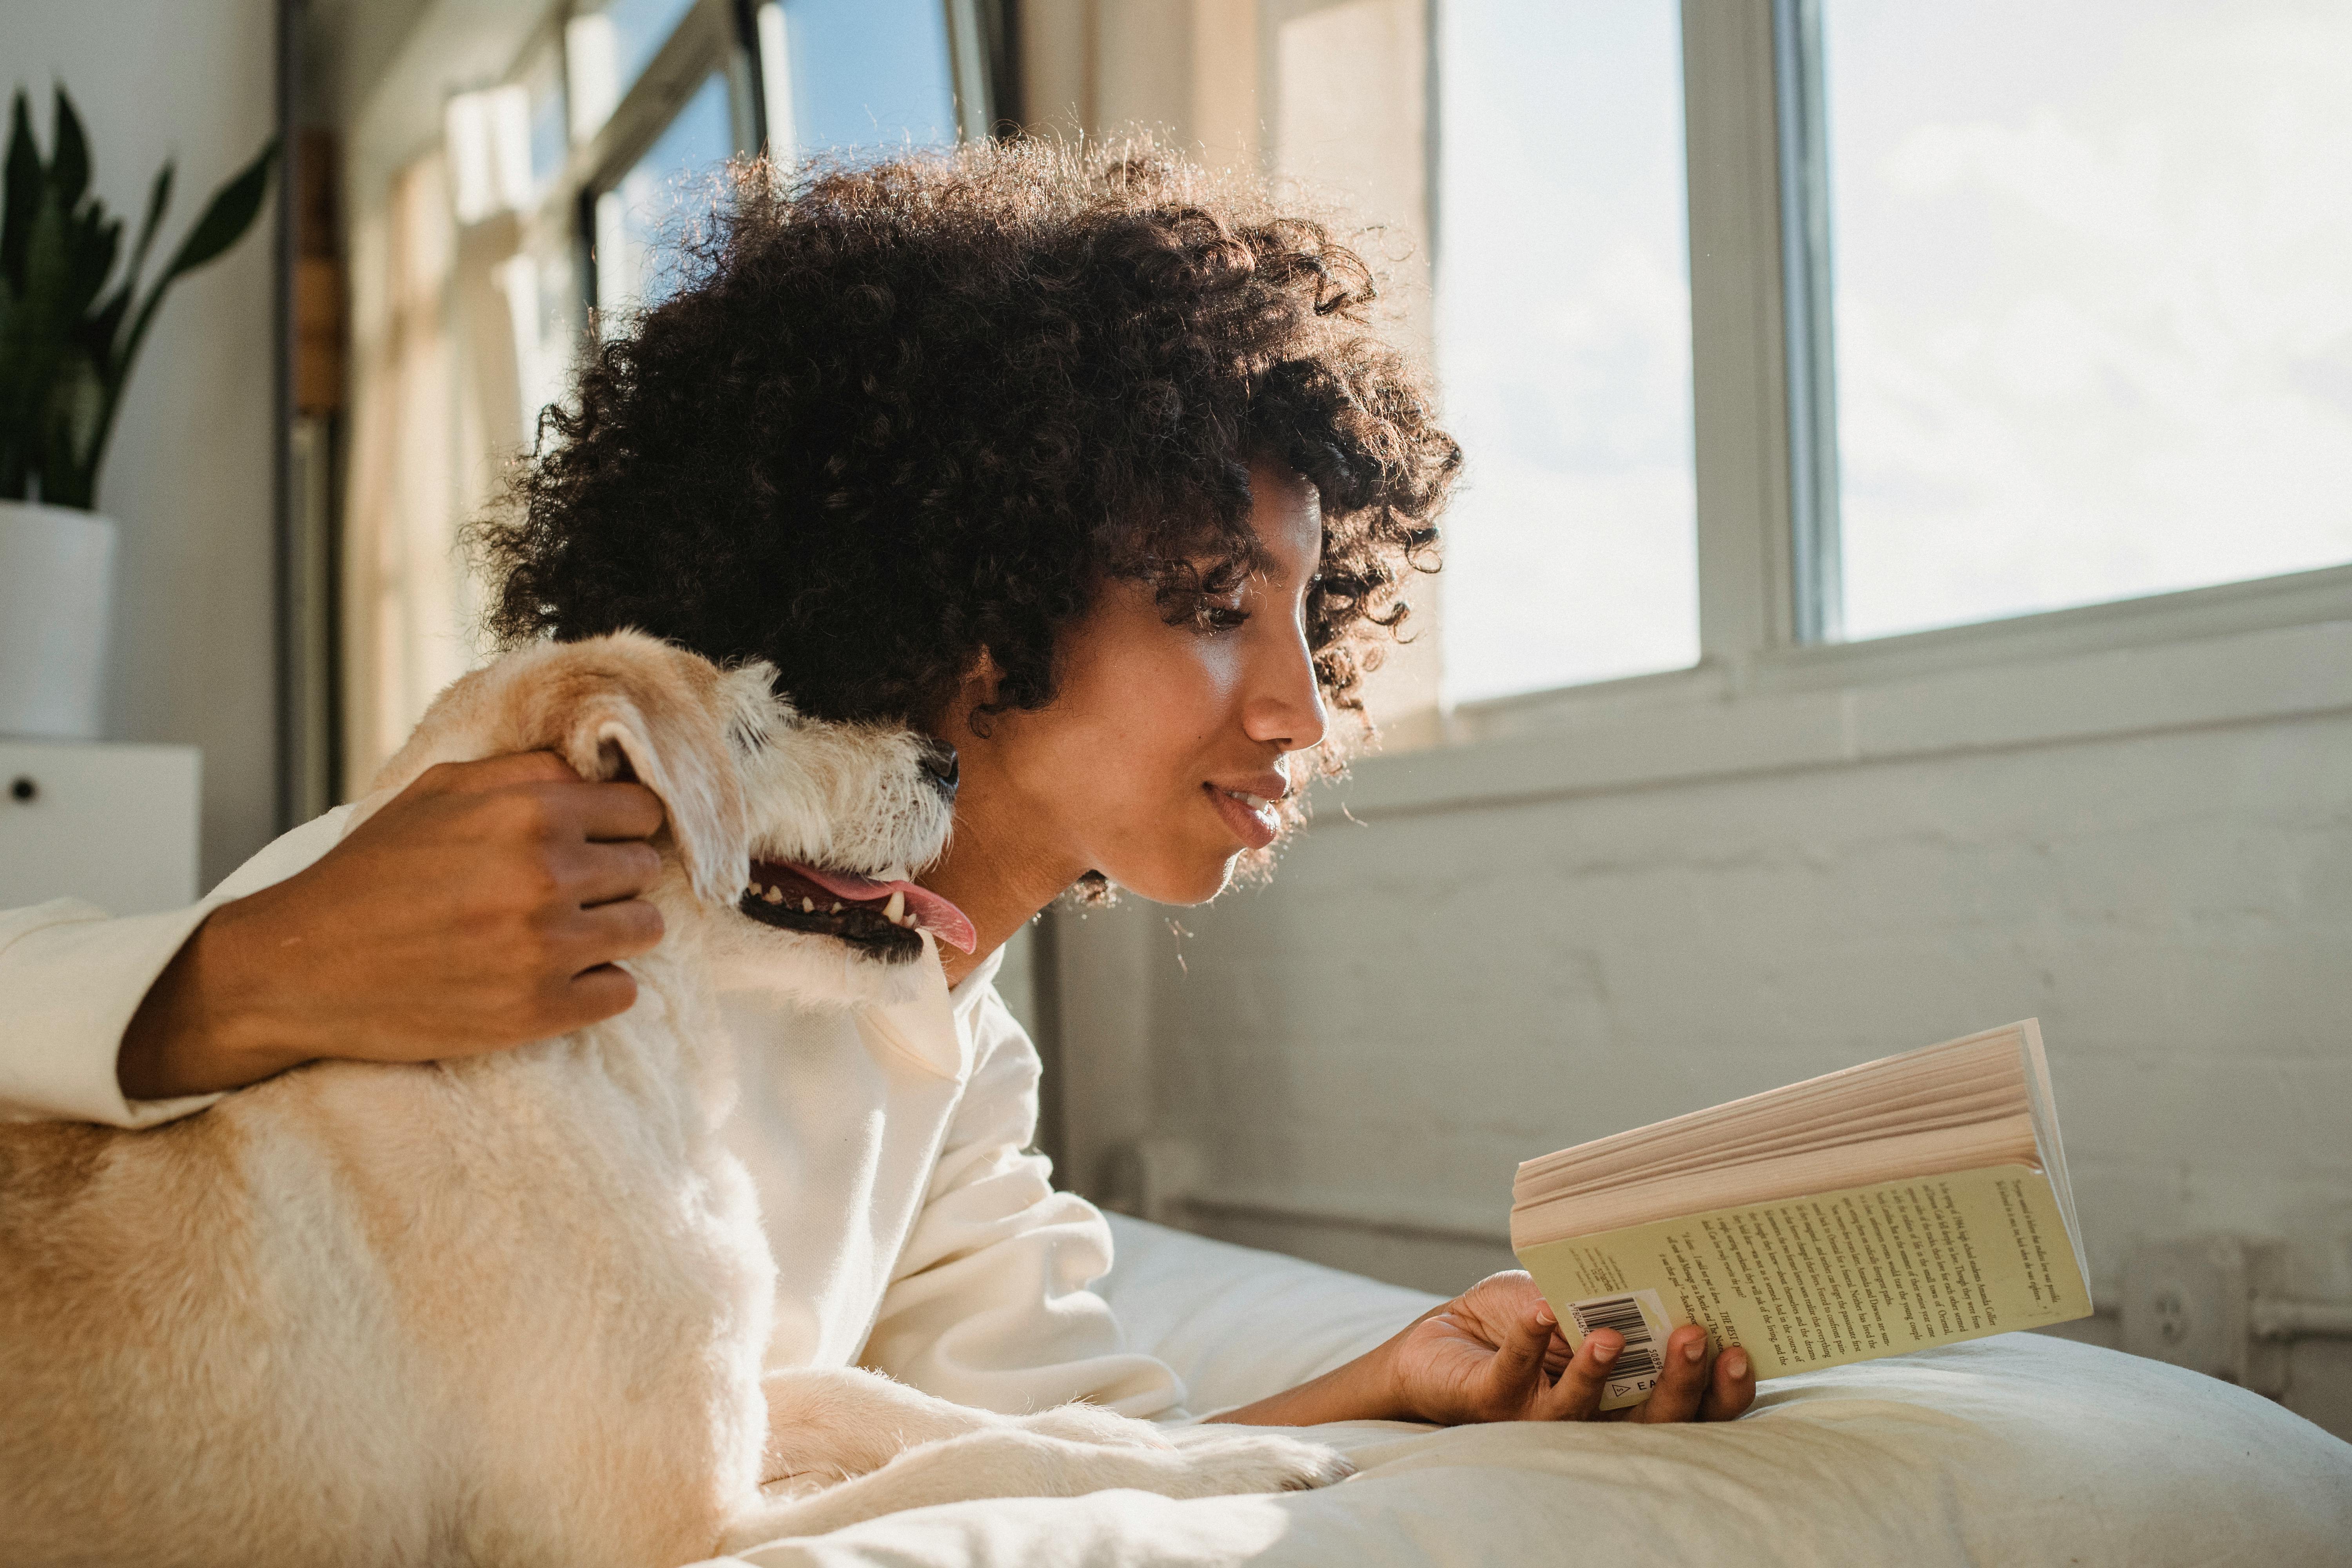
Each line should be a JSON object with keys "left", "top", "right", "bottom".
{"left": 1, "top": 140, "right": 1751, "bottom": 1432}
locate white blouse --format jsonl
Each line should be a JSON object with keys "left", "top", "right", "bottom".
{"left": 0, "top": 810, "right": 1183, "bottom": 1419}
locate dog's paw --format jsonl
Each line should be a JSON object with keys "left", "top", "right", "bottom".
{"left": 1014, "top": 1401, "right": 1176, "bottom": 1450}
{"left": 1158, "top": 1432, "right": 1355, "bottom": 1497}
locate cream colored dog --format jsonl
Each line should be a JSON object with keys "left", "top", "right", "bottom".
{"left": 0, "top": 632, "right": 1346, "bottom": 1568}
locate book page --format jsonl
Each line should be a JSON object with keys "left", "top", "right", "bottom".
{"left": 1511, "top": 1113, "right": 2042, "bottom": 1248}
{"left": 1512, "top": 1024, "right": 2031, "bottom": 1203}
{"left": 1515, "top": 1163, "right": 2092, "bottom": 1410}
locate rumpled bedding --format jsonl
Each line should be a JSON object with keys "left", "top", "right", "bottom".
{"left": 716, "top": 1216, "right": 2352, "bottom": 1567}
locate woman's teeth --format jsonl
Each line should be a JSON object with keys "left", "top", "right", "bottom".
{"left": 1221, "top": 789, "right": 1278, "bottom": 820}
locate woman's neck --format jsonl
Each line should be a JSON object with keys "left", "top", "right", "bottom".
{"left": 916, "top": 765, "right": 1088, "bottom": 987}
{"left": 917, "top": 668, "right": 1094, "bottom": 987}
{"left": 919, "top": 839, "right": 1076, "bottom": 989}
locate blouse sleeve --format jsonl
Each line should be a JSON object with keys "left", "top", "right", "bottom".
{"left": 0, "top": 806, "right": 352, "bottom": 1128}
{"left": 857, "top": 986, "right": 1187, "bottom": 1419}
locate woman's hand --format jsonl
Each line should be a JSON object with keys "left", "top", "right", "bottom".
{"left": 117, "top": 753, "right": 669, "bottom": 1099}
{"left": 1384, "top": 1270, "right": 1753, "bottom": 1425}
{"left": 1210, "top": 1270, "right": 1753, "bottom": 1429}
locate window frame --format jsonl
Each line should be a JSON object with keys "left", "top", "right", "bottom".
{"left": 526, "top": 0, "right": 997, "bottom": 335}
{"left": 1399, "top": 0, "right": 2352, "bottom": 809}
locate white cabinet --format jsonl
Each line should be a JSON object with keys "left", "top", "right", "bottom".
{"left": 0, "top": 741, "right": 201, "bottom": 915}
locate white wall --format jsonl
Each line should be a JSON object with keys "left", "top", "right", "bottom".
{"left": 2, "top": 0, "right": 281, "bottom": 889}
{"left": 1053, "top": 618, "right": 2352, "bottom": 1438}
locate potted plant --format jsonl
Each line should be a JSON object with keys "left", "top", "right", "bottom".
{"left": 0, "top": 85, "right": 274, "bottom": 739}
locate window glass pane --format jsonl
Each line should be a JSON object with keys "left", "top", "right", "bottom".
{"left": 521, "top": 40, "right": 568, "bottom": 193}
{"left": 779, "top": 0, "right": 958, "bottom": 154}
{"left": 568, "top": 0, "right": 702, "bottom": 137}
{"left": 1435, "top": 0, "right": 1696, "bottom": 704}
{"left": 502, "top": 234, "right": 584, "bottom": 437}
{"left": 595, "top": 70, "right": 735, "bottom": 320}
{"left": 1825, "top": 0, "right": 2352, "bottom": 640}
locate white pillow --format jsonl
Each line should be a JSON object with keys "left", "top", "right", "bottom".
{"left": 725, "top": 1217, "right": 2352, "bottom": 1566}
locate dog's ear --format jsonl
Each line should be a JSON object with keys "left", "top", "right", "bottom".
{"left": 355, "top": 634, "right": 750, "bottom": 905}
{"left": 552, "top": 651, "right": 751, "bottom": 909}
{"left": 716, "top": 659, "right": 788, "bottom": 754}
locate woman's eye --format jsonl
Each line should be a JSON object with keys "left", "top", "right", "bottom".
{"left": 1194, "top": 601, "right": 1250, "bottom": 632}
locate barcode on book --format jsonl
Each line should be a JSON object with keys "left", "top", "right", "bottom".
{"left": 1566, "top": 1289, "right": 1672, "bottom": 1405}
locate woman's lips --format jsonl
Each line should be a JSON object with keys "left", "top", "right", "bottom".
{"left": 1205, "top": 782, "right": 1282, "bottom": 850}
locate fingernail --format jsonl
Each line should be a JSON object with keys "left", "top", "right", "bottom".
{"left": 1535, "top": 1304, "right": 1556, "bottom": 1327}
{"left": 1726, "top": 1349, "right": 1749, "bottom": 1380}
{"left": 1684, "top": 1334, "right": 1706, "bottom": 1364}
{"left": 1591, "top": 1334, "right": 1620, "bottom": 1365}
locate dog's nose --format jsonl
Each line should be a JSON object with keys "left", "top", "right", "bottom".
{"left": 919, "top": 739, "right": 959, "bottom": 800}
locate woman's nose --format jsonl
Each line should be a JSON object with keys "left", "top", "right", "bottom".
{"left": 1246, "top": 630, "right": 1328, "bottom": 755}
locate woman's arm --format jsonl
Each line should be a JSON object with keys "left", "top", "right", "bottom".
{"left": 116, "top": 752, "right": 669, "bottom": 1100}
{"left": 1211, "top": 1270, "right": 1754, "bottom": 1427}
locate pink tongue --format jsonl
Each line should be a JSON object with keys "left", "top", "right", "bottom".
{"left": 784, "top": 863, "right": 977, "bottom": 954}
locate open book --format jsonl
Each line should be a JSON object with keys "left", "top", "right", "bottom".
{"left": 1512, "top": 1020, "right": 2092, "bottom": 1410}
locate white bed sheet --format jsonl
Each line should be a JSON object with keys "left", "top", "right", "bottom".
{"left": 720, "top": 1216, "right": 2352, "bottom": 1567}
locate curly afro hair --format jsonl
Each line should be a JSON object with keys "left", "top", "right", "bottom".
{"left": 475, "top": 137, "right": 1459, "bottom": 741}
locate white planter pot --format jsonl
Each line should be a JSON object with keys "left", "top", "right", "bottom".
{"left": 0, "top": 499, "right": 118, "bottom": 740}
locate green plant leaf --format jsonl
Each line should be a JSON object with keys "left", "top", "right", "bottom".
{"left": 15, "top": 186, "right": 73, "bottom": 362}
{"left": 1, "top": 187, "right": 77, "bottom": 492}
{"left": 89, "top": 166, "right": 169, "bottom": 368}
{"left": 0, "top": 261, "right": 22, "bottom": 499}
{"left": 50, "top": 86, "right": 90, "bottom": 214}
{"left": 83, "top": 281, "right": 131, "bottom": 373}
{"left": 65, "top": 207, "right": 118, "bottom": 324}
{"left": 39, "top": 348, "right": 103, "bottom": 508}
{"left": 0, "top": 266, "right": 17, "bottom": 425}
{"left": 125, "top": 162, "right": 171, "bottom": 292}
{"left": 89, "top": 134, "right": 276, "bottom": 503}
{"left": 158, "top": 138, "right": 277, "bottom": 285}
{"left": 1, "top": 92, "right": 39, "bottom": 294}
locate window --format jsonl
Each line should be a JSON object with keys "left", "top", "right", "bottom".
{"left": 1435, "top": 0, "right": 1698, "bottom": 704}
{"left": 1816, "top": 0, "right": 2352, "bottom": 641}
{"left": 564, "top": 1, "right": 982, "bottom": 333}
{"left": 758, "top": 0, "right": 965, "bottom": 164}
{"left": 593, "top": 70, "right": 738, "bottom": 317}
{"left": 566, "top": 0, "right": 705, "bottom": 136}
{"left": 1434, "top": 0, "right": 2352, "bottom": 723}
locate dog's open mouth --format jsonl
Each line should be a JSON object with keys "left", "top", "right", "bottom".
{"left": 738, "top": 860, "right": 976, "bottom": 961}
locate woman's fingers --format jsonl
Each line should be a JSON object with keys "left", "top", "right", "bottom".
{"left": 570, "top": 896, "right": 666, "bottom": 964}
{"left": 568, "top": 838, "right": 666, "bottom": 907}
{"left": 1484, "top": 1302, "right": 1561, "bottom": 1404}
{"left": 551, "top": 962, "right": 642, "bottom": 1034}
{"left": 1700, "top": 1345, "right": 1755, "bottom": 1421}
{"left": 1620, "top": 1325, "right": 1712, "bottom": 1423}
{"left": 1534, "top": 1328, "right": 1620, "bottom": 1420}
{"left": 573, "top": 779, "right": 668, "bottom": 842}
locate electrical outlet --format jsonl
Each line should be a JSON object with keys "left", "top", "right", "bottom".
{"left": 2120, "top": 1235, "right": 2290, "bottom": 1396}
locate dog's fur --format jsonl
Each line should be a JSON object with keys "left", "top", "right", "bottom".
{"left": 0, "top": 633, "right": 1345, "bottom": 1568}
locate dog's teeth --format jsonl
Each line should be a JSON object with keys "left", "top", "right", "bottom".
{"left": 884, "top": 890, "right": 906, "bottom": 925}
{"left": 830, "top": 902, "right": 842, "bottom": 913}
{"left": 802, "top": 897, "right": 816, "bottom": 913}
{"left": 764, "top": 886, "right": 784, "bottom": 904}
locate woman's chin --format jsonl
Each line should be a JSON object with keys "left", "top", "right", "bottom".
{"left": 1103, "top": 849, "right": 1247, "bottom": 907}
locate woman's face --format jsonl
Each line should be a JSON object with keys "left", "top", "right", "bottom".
{"left": 948, "top": 461, "right": 1330, "bottom": 909}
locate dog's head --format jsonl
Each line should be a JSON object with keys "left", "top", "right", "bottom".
{"left": 357, "top": 631, "right": 968, "bottom": 1009}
